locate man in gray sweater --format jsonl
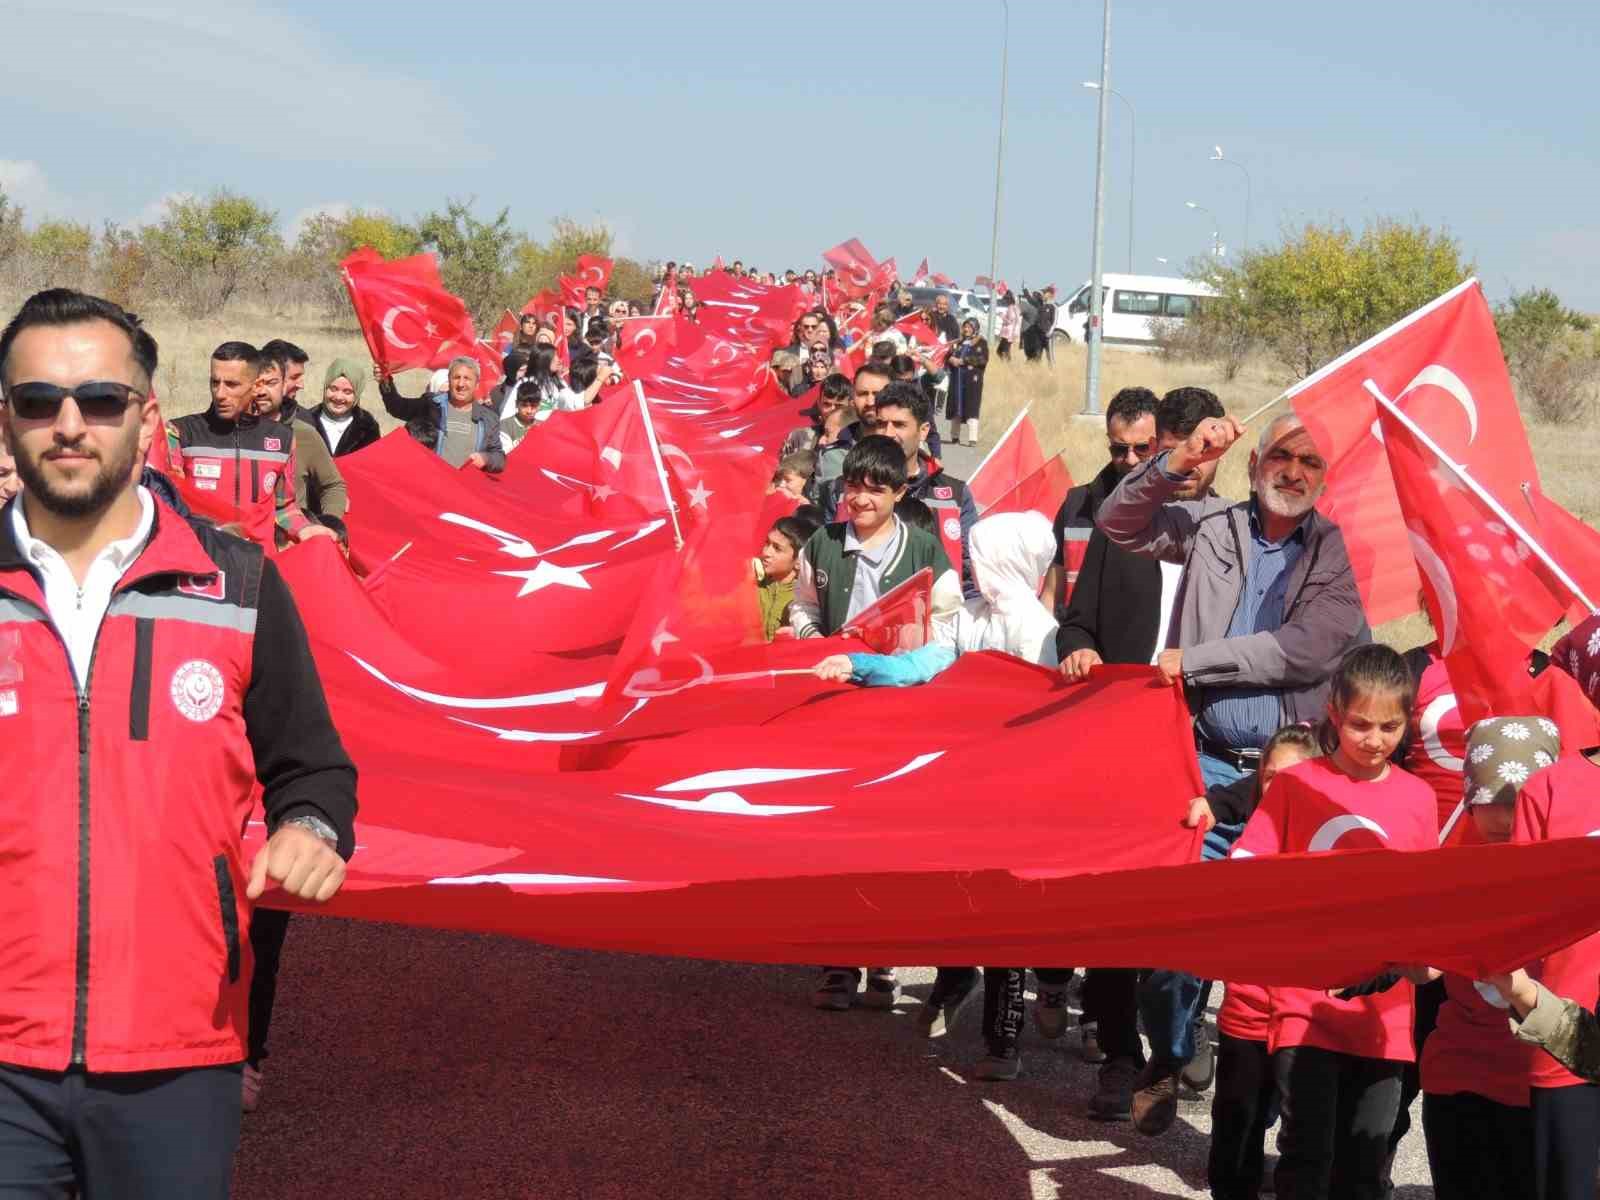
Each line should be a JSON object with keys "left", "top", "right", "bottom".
{"left": 1095, "top": 409, "right": 1368, "bottom": 1134}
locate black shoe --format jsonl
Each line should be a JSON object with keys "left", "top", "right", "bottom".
{"left": 1088, "top": 1056, "right": 1141, "bottom": 1120}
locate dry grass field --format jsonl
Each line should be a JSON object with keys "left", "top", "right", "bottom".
{"left": 9, "top": 296, "right": 1594, "bottom": 648}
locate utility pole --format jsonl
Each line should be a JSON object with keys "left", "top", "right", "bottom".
{"left": 986, "top": 0, "right": 1009, "bottom": 343}
{"left": 1082, "top": 0, "right": 1111, "bottom": 416}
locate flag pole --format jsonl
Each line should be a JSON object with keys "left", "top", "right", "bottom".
{"left": 1365, "top": 380, "right": 1599, "bottom": 614}
{"left": 634, "top": 380, "right": 685, "bottom": 551}
{"left": 1238, "top": 393, "right": 1286, "bottom": 428}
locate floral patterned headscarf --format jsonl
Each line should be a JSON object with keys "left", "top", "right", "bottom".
{"left": 1462, "top": 716, "right": 1561, "bottom": 808}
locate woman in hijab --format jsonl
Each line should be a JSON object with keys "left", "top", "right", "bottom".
{"left": 308, "top": 359, "right": 382, "bottom": 457}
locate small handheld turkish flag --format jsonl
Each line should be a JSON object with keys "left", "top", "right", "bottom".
{"left": 341, "top": 248, "right": 476, "bottom": 375}
{"left": 840, "top": 568, "right": 933, "bottom": 654}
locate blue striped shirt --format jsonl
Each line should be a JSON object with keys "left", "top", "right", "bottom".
{"left": 1195, "top": 505, "right": 1306, "bottom": 750}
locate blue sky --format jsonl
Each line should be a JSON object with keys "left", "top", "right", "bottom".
{"left": 5, "top": 0, "right": 1599, "bottom": 307}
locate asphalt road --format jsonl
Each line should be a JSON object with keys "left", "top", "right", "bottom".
{"left": 234, "top": 917, "right": 1436, "bottom": 1199}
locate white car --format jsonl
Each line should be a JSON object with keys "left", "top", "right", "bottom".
{"left": 1055, "top": 273, "right": 1216, "bottom": 349}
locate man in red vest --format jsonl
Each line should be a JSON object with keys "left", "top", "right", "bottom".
{"left": 0, "top": 288, "right": 357, "bottom": 1197}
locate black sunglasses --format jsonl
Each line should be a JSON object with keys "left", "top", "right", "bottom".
{"left": 5, "top": 380, "right": 143, "bottom": 421}
{"left": 1109, "top": 438, "right": 1157, "bottom": 459}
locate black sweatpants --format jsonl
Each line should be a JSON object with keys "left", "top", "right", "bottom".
{"left": 1209, "top": 1033, "right": 1277, "bottom": 1200}
{"left": 1272, "top": 1044, "right": 1405, "bottom": 1200}
{"left": 926, "top": 967, "right": 1023, "bottom": 1055}
{"left": 1084, "top": 968, "right": 1145, "bottom": 1064}
{"left": 1422, "top": 1090, "right": 1535, "bottom": 1200}
{"left": 0, "top": 1062, "right": 242, "bottom": 1198}
{"left": 247, "top": 907, "right": 293, "bottom": 1067}
{"left": 1530, "top": 1083, "right": 1600, "bottom": 1200}
{"left": 1387, "top": 974, "right": 1444, "bottom": 1178}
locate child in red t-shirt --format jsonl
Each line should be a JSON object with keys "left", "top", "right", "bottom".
{"left": 1418, "top": 716, "right": 1557, "bottom": 1200}
{"left": 1231, "top": 644, "right": 1437, "bottom": 1198}
{"left": 1198, "top": 723, "right": 1321, "bottom": 1200}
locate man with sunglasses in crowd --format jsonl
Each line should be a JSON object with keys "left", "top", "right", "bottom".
{"left": 1049, "top": 386, "right": 1228, "bottom": 1123}
{"left": 1044, "top": 386, "right": 1159, "bottom": 614}
{"left": 0, "top": 288, "right": 356, "bottom": 1196}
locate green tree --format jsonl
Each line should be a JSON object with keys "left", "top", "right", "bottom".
{"left": 1178, "top": 219, "right": 1474, "bottom": 380}
{"left": 26, "top": 219, "right": 95, "bottom": 286}
{"left": 1495, "top": 287, "right": 1597, "bottom": 423}
{"left": 142, "top": 190, "right": 281, "bottom": 316}
{"left": 0, "top": 187, "right": 23, "bottom": 266}
{"left": 415, "top": 199, "right": 524, "bottom": 325}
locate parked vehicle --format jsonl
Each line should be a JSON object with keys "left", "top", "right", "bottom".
{"left": 1055, "top": 274, "right": 1216, "bottom": 349}
{"left": 905, "top": 286, "right": 993, "bottom": 327}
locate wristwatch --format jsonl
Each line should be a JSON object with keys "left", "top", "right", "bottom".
{"left": 283, "top": 814, "right": 339, "bottom": 851}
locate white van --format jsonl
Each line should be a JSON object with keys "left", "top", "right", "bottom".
{"left": 1056, "top": 274, "right": 1216, "bottom": 349}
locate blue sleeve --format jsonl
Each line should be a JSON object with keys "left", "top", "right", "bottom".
{"left": 847, "top": 644, "right": 958, "bottom": 687}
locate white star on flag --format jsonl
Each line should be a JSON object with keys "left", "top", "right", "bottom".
{"left": 650, "top": 622, "right": 679, "bottom": 656}
{"left": 494, "top": 560, "right": 601, "bottom": 598}
{"left": 686, "top": 481, "right": 713, "bottom": 509}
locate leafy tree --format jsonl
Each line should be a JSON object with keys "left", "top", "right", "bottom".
{"left": 96, "top": 222, "right": 149, "bottom": 309}
{"left": 0, "top": 187, "right": 23, "bottom": 266}
{"left": 26, "top": 220, "right": 95, "bottom": 286}
{"left": 1495, "top": 288, "right": 1598, "bottom": 423}
{"left": 1176, "top": 219, "right": 1473, "bottom": 380}
{"left": 141, "top": 190, "right": 281, "bottom": 316}
{"left": 415, "top": 199, "right": 523, "bottom": 325}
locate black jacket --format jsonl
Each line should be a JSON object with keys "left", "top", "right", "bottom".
{"left": 1056, "top": 524, "right": 1165, "bottom": 664}
{"left": 306, "top": 403, "right": 383, "bottom": 458}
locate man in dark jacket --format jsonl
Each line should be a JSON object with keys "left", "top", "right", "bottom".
{"left": 1053, "top": 386, "right": 1226, "bottom": 1122}
{"left": 1045, "top": 386, "right": 1158, "bottom": 614}
{"left": 1097, "top": 407, "right": 1367, "bottom": 1137}
{"left": 376, "top": 355, "right": 506, "bottom": 473}
{"left": 0, "top": 288, "right": 356, "bottom": 1197}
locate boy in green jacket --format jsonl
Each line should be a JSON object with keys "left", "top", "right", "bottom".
{"left": 790, "top": 435, "right": 962, "bottom": 1014}
{"left": 789, "top": 435, "right": 961, "bottom": 639}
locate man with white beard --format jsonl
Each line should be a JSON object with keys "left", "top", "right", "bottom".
{"left": 1094, "top": 410, "right": 1368, "bottom": 1137}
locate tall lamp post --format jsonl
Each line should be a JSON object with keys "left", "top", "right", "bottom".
{"left": 1210, "top": 145, "right": 1251, "bottom": 254}
{"left": 1082, "top": 0, "right": 1112, "bottom": 417}
{"left": 1185, "top": 200, "right": 1220, "bottom": 258}
{"left": 1082, "top": 81, "right": 1134, "bottom": 274}
{"left": 985, "top": 0, "right": 1009, "bottom": 342}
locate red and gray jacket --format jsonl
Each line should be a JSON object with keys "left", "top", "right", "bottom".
{"left": 0, "top": 496, "right": 356, "bottom": 1073}
{"left": 161, "top": 408, "right": 313, "bottom": 542}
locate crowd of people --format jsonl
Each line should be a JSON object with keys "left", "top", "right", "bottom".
{"left": 3, "top": 274, "right": 1600, "bottom": 1200}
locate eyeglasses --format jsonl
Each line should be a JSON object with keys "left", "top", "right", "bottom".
{"left": 1108, "top": 438, "right": 1157, "bottom": 460}
{"left": 4, "top": 380, "right": 143, "bottom": 421}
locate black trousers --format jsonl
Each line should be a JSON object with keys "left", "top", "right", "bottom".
{"left": 1272, "top": 1045, "right": 1405, "bottom": 1200}
{"left": 1084, "top": 968, "right": 1145, "bottom": 1064}
{"left": 247, "top": 907, "right": 293, "bottom": 1067}
{"left": 1387, "top": 975, "right": 1444, "bottom": 1175}
{"left": 930, "top": 967, "right": 1024, "bottom": 1055}
{"left": 1530, "top": 1083, "right": 1600, "bottom": 1200}
{"left": 1209, "top": 1034, "right": 1277, "bottom": 1200}
{"left": 0, "top": 1062, "right": 242, "bottom": 1198}
{"left": 1422, "top": 1091, "right": 1535, "bottom": 1200}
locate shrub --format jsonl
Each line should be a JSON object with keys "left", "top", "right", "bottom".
{"left": 1170, "top": 219, "right": 1473, "bottom": 381}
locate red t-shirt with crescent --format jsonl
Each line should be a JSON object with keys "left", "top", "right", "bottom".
{"left": 1513, "top": 753, "right": 1600, "bottom": 1090}
{"left": 1233, "top": 758, "right": 1437, "bottom": 1061}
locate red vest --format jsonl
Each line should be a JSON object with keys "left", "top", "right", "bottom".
{"left": 0, "top": 499, "right": 261, "bottom": 1071}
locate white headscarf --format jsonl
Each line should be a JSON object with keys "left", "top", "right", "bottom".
{"left": 950, "top": 510, "right": 1059, "bottom": 667}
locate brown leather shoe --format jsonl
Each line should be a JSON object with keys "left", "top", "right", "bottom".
{"left": 1129, "top": 1064, "right": 1181, "bottom": 1136}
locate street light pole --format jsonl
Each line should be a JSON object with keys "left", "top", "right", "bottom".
{"left": 1083, "top": 82, "right": 1135, "bottom": 273}
{"left": 1082, "top": 0, "right": 1111, "bottom": 417}
{"left": 985, "top": 0, "right": 1009, "bottom": 343}
{"left": 1185, "top": 200, "right": 1220, "bottom": 258}
{"left": 1210, "top": 145, "right": 1251, "bottom": 253}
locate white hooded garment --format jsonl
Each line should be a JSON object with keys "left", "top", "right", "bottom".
{"left": 941, "top": 510, "right": 1060, "bottom": 668}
